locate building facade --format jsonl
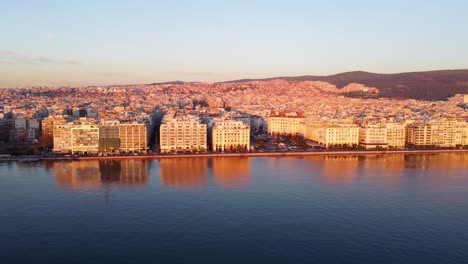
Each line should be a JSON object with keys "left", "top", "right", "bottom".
{"left": 119, "top": 123, "right": 148, "bottom": 153}
{"left": 305, "top": 120, "right": 359, "bottom": 148}
{"left": 406, "top": 120, "right": 467, "bottom": 147}
{"left": 359, "top": 123, "right": 388, "bottom": 149}
{"left": 98, "top": 120, "right": 120, "bottom": 153}
{"left": 212, "top": 120, "right": 250, "bottom": 151}
{"left": 267, "top": 111, "right": 305, "bottom": 135}
{"left": 159, "top": 114, "right": 207, "bottom": 153}
{"left": 53, "top": 119, "right": 99, "bottom": 154}
{"left": 386, "top": 122, "right": 406, "bottom": 148}
{"left": 41, "top": 115, "right": 69, "bottom": 148}
{"left": 406, "top": 123, "right": 433, "bottom": 146}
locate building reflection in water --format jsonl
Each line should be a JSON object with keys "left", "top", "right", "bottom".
{"left": 402, "top": 153, "right": 468, "bottom": 170}
{"left": 212, "top": 157, "right": 250, "bottom": 188}
{"left": 307, "top": 153, "right": 468, "bottom": 188}
{"left": 52, "top": 159, "right": 149, "bottom": 190}
{"left": 306, "top": 155, "right": 360, "bottom": 185}
{"left": 99, "top": 160, "right": 149, "bottom": 187}
{"left": 159, "top": 158, "right": 208, "bottom": 189}
{"left": 54, "top": 160, "right": 101, "bottom": 189}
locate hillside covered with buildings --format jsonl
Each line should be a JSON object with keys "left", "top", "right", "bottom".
{"left": 0, "top": 78, "right": 467, "bottom": 155}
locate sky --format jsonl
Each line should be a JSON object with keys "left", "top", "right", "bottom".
{"left": 1, "top": 0, "right": 468, "bottom": 87}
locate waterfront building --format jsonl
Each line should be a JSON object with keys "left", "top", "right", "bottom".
{"left": 305, "top": 119, "right": 359, "bottom": 148}
{"left": 71, "top": 124, "right": 100, "bottom": 154}
{"left": 119, "top": 122, "right": 148, "bottom": 153}
{"left": 405, "top": 123, "right": 433, "bottom": 146}
{"left": 267, "top": 110, "right": 305, "bottom": 135}
{"left": 212, "top": 120, "right": 250, "bottom": 151}
{"left": 406, "top": 119, "right": 468, "bottom": 147}
{"left": 386, "top": 122, "right": 406, "bottom": 148}
{"left": 430, "top": 119, "right": 467, "bottom": 147}
{"left": 359, "top": 122, "right": 388, "bottom": 149}
{"left": 53, "top": 124, "right": 73, "bottom": 153}
{"left": 53, "top": 119, "right": 99, "bottom": 154}
{"left": 98, "top": 120, "right": 120, "bottom": 154}
{"left": 41, "top": 115, "right": 69, "bottom": 148}
{"left": 159, "top": 113, "right": 207, "bottom": 153}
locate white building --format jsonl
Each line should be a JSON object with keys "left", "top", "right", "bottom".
{"left": 53, "top": 123, "right": 99, "bottom": 154}
{"left": 359, "top": 122, "right": 388, "bottom": 149}
{"left": 212, "top": 120, "right": 250, "bottom": 151}
{"left": 159, "top": 113, "right": 207, "bottom": 153}
{"left": 267, "top": 110, "right": 305, "bottom": 135}
{"left": 406, "top": 119, "right": 467, "bottom": 147}
{"left": 405, "top": 123, "right": 433, "bottom": 146}
{"left": 305, "top": 119, "right": 359, "bottom": 148}
{"left": 119, "top": 123, "right": 148, "bottom": 153}
{"left": 386, "top": 122, "right": 406, "bottom": 148}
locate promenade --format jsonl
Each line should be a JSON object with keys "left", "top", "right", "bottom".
{"left": 2, "top": 149, "right": 466, "bottom": 163}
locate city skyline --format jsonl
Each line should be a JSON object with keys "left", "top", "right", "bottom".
{"left": 2, "top": 0, "right": 468, "bottom": 87}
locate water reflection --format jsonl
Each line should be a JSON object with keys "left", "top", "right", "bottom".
{"left": 51, "top": 160, "right": 149, "bottom": 189}
{"left": 319, "top": 156, "right": 359, "bottom": 184}
{"left": 159, "top": 158, "right": 208, "bottom": 189}
{"left": 44, "top": 153, "right": 468, "bottom": 191}
{"left": 212, "top": 157, "right": 250, "bottom": 188}
{"left": 53, "top": 161, "right": 101, "bottom": 189}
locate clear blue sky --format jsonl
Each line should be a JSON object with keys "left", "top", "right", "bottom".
{"left": 1, "top": 0, "right": 468, "bottom": 87}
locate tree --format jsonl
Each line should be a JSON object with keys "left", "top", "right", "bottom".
{"left": 256, "top": 138, "right": 266, "bottom": 148}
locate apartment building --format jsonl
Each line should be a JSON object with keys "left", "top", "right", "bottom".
{"left": 212, "top": 120, "right": 250, "bottom": 151}
{"left": 159, "top": 113, "right": 207, "bottom": 153}
{"left": 359, "top": 123, "right": 388, "bottom": 149}
{"left": 430, "top": 119, "right": 466, "bottom": 147}
{"left": 406, "top": 120, "right": 467, "bottom": 147}
{"left": 71, "top": 124, "right": 100, "bottom": 153}
{"left": 305, "top": 120, "right": 359, "bottom": 148}
{"left": 386, "top": 122, "right": 406, "bottom": 148}
{"left": 267, "top": 110, "right": 305, "bottom": 135}
{"left": 405, "top": 123, "right": 433, "bottom": 146}
{"left": 119, "top": 123, "right": 148, "bottom": 153}
{"left": 53, "top": 119, "right": 99, "bottom": 154}
{"left": 99, "top": 120, "right": 120, "bottom": 153}
{"left": 41, "top": 115, "right": 69, "bottom": 148}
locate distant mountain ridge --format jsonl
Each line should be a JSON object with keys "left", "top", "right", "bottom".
{"left": 219, "top": 70, "right": 468, "bottom": 100}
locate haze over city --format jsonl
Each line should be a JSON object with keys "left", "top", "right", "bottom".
{"left": 2, "top": 0, "right": 468, "bottom": 87}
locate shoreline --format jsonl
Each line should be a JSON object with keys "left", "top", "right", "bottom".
{"left": 2, "top": 149, "right": 467, "bottom": 162}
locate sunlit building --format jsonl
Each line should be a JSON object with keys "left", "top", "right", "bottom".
{"left": 41, "top": 115, "right": 69, "bottom": 148}
{"left": 119, "top": 122, "right": 148, "bottom": 153}
{"left": 406, "top": 119, "right": 468, "bottom": 147}
{"left": 98, "top": 120, "right": 120, "bottom": 153}
{"left": 359, "top": 122, "right": 388, "bottom": 149}
{"left": 430, "top": 119, "right": 467, "bottom": 147}
{"left": 267, "top": 110, "right": 305, "bottom": 135}
{"left": 159, "top": 113, "right": 207, "bottom": 153}
{"left": 405, "top": 123, "right": 433, "bottom": 146}
{"left": 305, "top": 119, "right": 359, "bottom": 148}
{"left": 212, "top": 120, "right": 250, "bottom": 151}
{"left": 386, "top": 122, "right": 406, "bottom": 148}
{"left": 53, "top": 119, "right": 99, "bottom": 154}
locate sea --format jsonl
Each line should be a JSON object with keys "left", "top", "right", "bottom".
{"left": 1, "top": 153, "right": 467, "bottom": 263}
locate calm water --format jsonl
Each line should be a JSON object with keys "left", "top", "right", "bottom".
{"left": 1, "top": 154, "right": 468, "bottom": 264}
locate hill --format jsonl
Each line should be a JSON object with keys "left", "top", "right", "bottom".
{"left": 221, "top": 70, "right": 468, "bottom": 100}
